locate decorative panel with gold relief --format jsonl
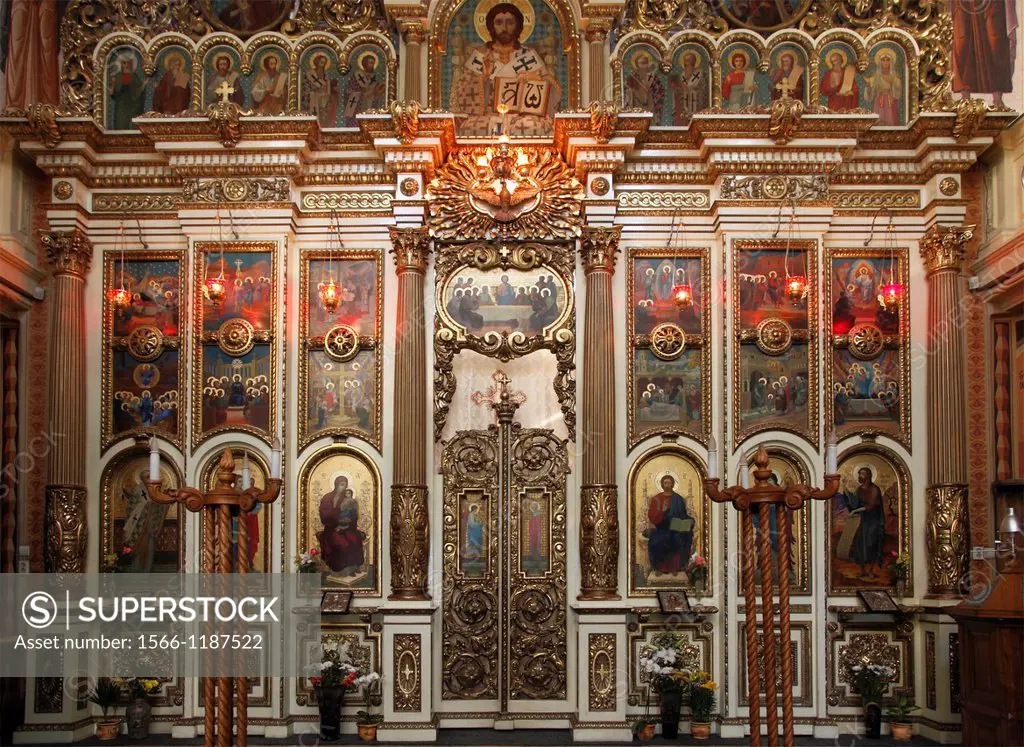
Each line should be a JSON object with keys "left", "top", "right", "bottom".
{"left": 101, "top": 447, "right": 184, "bottom": 573}
{"left": 299, "top": 249, "right": 383, "bottom": 451}
{"left": 102, "top": 250, "right": 185, "bottom": 453}
{"left": 827, "top": 621, "right": 914, "bottom": 707}
{"left": 825, "top": 247, "right": 910, "bottom": 449}
{"left": 198, "top": 448, "right": 274, "bottom": 573}
{"left": 296, "top": 623, "right": 381, "bottom": 707}
{"left": 734, "top": 447, "right": 811, "bottom": 594}
{"left": 431, "top": 0, "right": 578, "bottom": 137}
{"left": 627, "top": 247, "right": 710, "bottom": 449}
{"left": 627, "top": 621, "right": 712, "bottom": 707}
{"left": 298, "top": 444, "right": 381, "bottom": 596}
{"left": 738, "top": 621, "right": 812, "bottom": 707}
{"left": 192, "top": 241, "right": 279, "bottom": 449}
{"left": 827, "top": 444, "right": 912, "bottom": 596}
{"left": 627, "top": 444, "right": 711, "bottom": 596}
{"left": 732, "top": 239, "right": 818, "bottom": 449}
{"left": 433, "top": 242, "right": 576, "bottom": 441}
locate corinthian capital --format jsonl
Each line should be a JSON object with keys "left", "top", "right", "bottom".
{"left": 389, "top": 226, "right": 432, "bottom": 273}
{"left": 579, "top": 226, "right": 622, "bottom": 274}
{"left": 920, "top": 224, "right": 975, "bottom": 275}
{"left": 41, "top": 229, "right": 93, "bottom": 278}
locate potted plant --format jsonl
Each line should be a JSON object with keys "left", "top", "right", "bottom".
{"left": 848, "top": 662, "right": 895, "bottom": 739}
{"left": 638, "top": 633, "right": 692, "bottom": 739}
{"left": 310, "top": 639, "right": 368, "bottom": 741}
{"left": 89, "top": 677, "right": 123, "bottom": 740}
{"left": 687, "top": 554, "right": 708, "bottom": 591}
{"left": 125, "top": 678, "right": 160, "bottom": 739}
{"left": 887, "top": 694, "right": 918, "bottom": 741}
{"left": 103, "top": 545, "right": 135, "bottom": 573}
{"left": 295, "top": 547, "right": 321, "bottom": 573}
{"left": 632, "top": 716, "right": 658, "bottom": 741}
{"left": 355, "top": 677, "right": 383, "bottom": 742}
{"left": 688, "top": 670, "right": 717, "bottom": 740}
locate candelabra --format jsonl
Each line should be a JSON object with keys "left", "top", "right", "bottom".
{"left": 145, "top": 438, "right": 282, "bottom": 747}
{"left": 703, "top": 435, "right": 840, "bottom": 747}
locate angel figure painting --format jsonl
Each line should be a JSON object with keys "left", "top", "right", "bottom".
{"left": 629, "top": 447, "right": 707, "bottom": 595}
{"left": 301, "top": 448, "right": 379, "bottom": 593}
{"left": 829, "top": 450, "right": 909, "bottom": 594}
{"left": 443, "top": 0, "right": 568, "bottom": 136}
{"left": 103, "top": 453, "right": 181, "bottom": 572}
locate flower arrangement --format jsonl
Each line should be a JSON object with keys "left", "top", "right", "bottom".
{"left": 295, "top": 547, "right": 321, "bottom": 574}
{"left": 890, "top": 552, "right": 911, "bottom": 582}
{"left": 687, "top": 670, "right": 718, "bottom": 723}
{"left": 127, "top": 678, "right": 161, "bottom": 701}
{"left": 309, "top": 639, "right": 379, "bottom": 692}
{"left": 688, "top": 554, "right": 708, "bottom": 588}
{"left": 848, "top": 662, "right": 895, "bottom": 700}
{"left": 638, "top": 632, "right": 694, "bottom": 692}
{"left": 103, "top": 545, "right": 135, "bottom": 573}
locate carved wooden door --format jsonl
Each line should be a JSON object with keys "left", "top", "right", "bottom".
{"left": 440, "top": 384, "right": 568, "bottom": 714}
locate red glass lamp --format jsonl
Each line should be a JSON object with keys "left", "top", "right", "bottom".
{"left": 318, "top": 277, "right": 341, "bottom": 313}
{"left": 672, "top": 283, "right": 694, "bottom": 310}
{"left": 785, "top": 274, "right": 807, "bottom": 302}
{"left": 878, "top": 281, "right": 903, "bottom": 312}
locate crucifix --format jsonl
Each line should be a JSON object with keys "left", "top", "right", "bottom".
{"left": 775, "top": 76, "right": 796, "bottom": 100}
{"left": 215, "top": 79, "right": 235, "bottom": 104}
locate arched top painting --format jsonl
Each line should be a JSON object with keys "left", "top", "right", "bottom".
{"left": 439, "top": 0, "right": 572, "bottom": 137}
{"left": 200, "top": 0, "right": 292, "bottom": 37}
{"left": 719, "top": 0, "right": 814, "bottom": 33}
{"left": 105, "top": 46, "right": 146, "bottom": 131}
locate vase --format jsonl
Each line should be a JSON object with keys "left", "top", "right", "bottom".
{"left": 659, "top": 687, "right": 682, "bottom": 739}
{"left": 690, "top": 721, "right": 711, "bottom": 740}
{"left": 125, "top": 698, "right": 152, "bottom": 739}
{"left": 95, "top": 718, "right": 121, "bottom": 740}
{"left": 635, "top": 722, "right": 656, "bottom": 741}
{"left": 863, "top": 698, "right": 882, "bottom": 739}
{"left": 358, "top": 723, "right": 378, "bottom": 742}
{"left": 318, "top": 685, "right": 346, "bottom": 741}
{"left": 895, "top": 579, "right": 905, "bottom": 600}
{"left": 891, "top": 721, "right": 913, "bottom": 741}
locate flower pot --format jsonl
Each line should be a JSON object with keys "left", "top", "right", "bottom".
{"left": 95, "top": 718, "right": 121, "bottom": 740}
{"left": 863, "top": 699, "right": 882, "bottom": 739}
{"left": 891, "top": 721, "right": 913, "bottom": 741}
{"left": 635, "top": 722, "right": 656, "bottom": 741}
{"left": 690, "top": 721, "right": 711, "bottom": 740}
{"left": 126, "top": 698, "right": 152, "bottom": 739}
{"left": 659, "top": 688, "right": 682, "bottom": 739}
{"left": 358, "top": 723, "right": 378, "bottom": 742}
{"left": 317, "top": 685, "right": 346, "bottom": 741}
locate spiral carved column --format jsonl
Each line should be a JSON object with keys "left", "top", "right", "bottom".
{"left": 920, "top": 224, "right": 974, "bottom": 597}
{"left": 578, "top": 226, "right": 621, "bottom": 600}
{"left": 40, "top": 230, "right": 92, "bottom": 572}
{"left": 388, "top": 227, "right": 432, "bottom": 600}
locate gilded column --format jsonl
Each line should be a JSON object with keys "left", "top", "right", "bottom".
{"left": 388, "top": 227, "right": 432, "bottom": 600}
{"left": 585, "top": 21, "right": 612, "bottom": 102}
{"left": 400, "top": 22, "right": 425, "bottom": 103}
{"left": 920, "top": 224, "right": 974, "bottom": 597}
{"left": 578, "top": 226, "right": 621, "bottom": 600}
{"left": 40, "top": 230, "right": 92, "bottom": 572}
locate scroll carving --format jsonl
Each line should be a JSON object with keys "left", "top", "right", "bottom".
{"left": 45, "top": 486, "right": 87, "bottom": 572}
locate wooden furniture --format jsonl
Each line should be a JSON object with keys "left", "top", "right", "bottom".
{"left": 947, "top": 557, "right": 1024, "bottom": 746}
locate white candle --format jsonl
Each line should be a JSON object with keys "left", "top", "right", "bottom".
{"left": 740, "top": 462, "right": 751, "bottom": 489}
{"left": 149, "top": 436, "right": 160, "bottom": 482}
{"left": 270, "top": 437, "right": 282, "bottom": 479}
{"left": 241, "top": 452, "right": 252, "bottom": 490}
{"left": 707, "top": 434, "right": 718, "bottom": 479}
{"left": 826, "top": 429, "right": 838, "bottom": 474}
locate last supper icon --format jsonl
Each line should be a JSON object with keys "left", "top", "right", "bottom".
{"left": 440, "top": 266, "right": 568, "bottom": 337}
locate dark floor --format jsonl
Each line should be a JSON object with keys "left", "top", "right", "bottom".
{"left": 61, "top": 729, "right": 951, "bottom": 746}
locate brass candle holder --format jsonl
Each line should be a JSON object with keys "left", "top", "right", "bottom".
{"left": 145, "top": 440, "right": 282, "bottom": 747}
{"left": 703, "top": 441, "right": 839, "bottom": 747}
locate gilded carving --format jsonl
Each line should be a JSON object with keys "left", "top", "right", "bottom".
{"left": 768, "top": 96, "right": 805, "bottom": 144}
{"left": 53, "top": 181, "right": 74, "bottom": 201}
{"left": 42, "top": 230, "right": 93, "bottom": 278}
{"left": 590, "top": 177, "right": 611, "bottom": 197}
{"left": 205, "top": 99, "right": 243, "bottom": 147}
{"left": 93, "top": 194, "right": 179, "bottom": 212}
{"left": 394, "top": 634, "right": 422, "bottom": 712}
{"left": 303, "top": 192, "right": 393, "bottom": 211}
{"left": 920, "top": 224, "right": 975, "bottom": 275}
{"left": 938, "top": 177, "right": 959, "bottom": 197}
{"left": 322, "top": 324, "right": 361, "bottom": 362}
{"left": 282, "top": 0, "right": 381, "bottom": 39}
{"left": 846, "top": 323, "right": 885, "bottom": 361}
{"left": 589, "top": 101, "right": 620, "bottom": 144}
{"left": 580, "top": 226, "right": 622, "bottom": 274}
{"left": 628, "top": 625, "right": 711, "bottom": 705}
{"left": 427, "top": 148, "right": 584, "bottom": 242}
{"left": 217, "top": 318, "right": 255, "bottom": 356}
{"left": 389, "top": 485, "right": 430, "bottom": 600}
{"left": 588, "top": 633, "right": 617, "bottom": 712}
{"left": 721, "top": 175, "right": 828, "bottom": 202}
{"left": 400, "top": 178, "right": 419, "bottom": 197}
{"left": 580, "top": 485, "right": 619, "bottom": 599}
{"left": 950, "top": 97, "right": 987, "bottom": 143}
{"left": 827, "top": 191, "right": 920, "bottom": 209}
{"left": 926, "top": 484, "right": 968, "bottom": 597}
{"left": 45, "top": 486, "right": 87, "bottom": 573}
{"left": 617, "top": 191, "right": 710, "bottom": 210}
{"left": 755, "top": 317, "right": 794, "bottom": 356}
{"left": 388, "top": 100, "right": 420, "bottom": 144}
{"left": 389, "top": 227, "right": 431, "bottom": 273}
{"left": 126, "top": 325, "right": 165, "bottom": 362}
{"left": 834, "top": 630, "right": 910, "bottom": 706}
{"left": 183, "top": 177, "right": 290, "bottom": 203}
{"left": 649, "top": 323, "right": 687, "bottom": 360}
{"left": 26, "top": 102, "right": 62, "bottom": 148}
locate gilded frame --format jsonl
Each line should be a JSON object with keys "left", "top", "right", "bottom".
{"left": 100, "top": 446, "right": 185, "bottom": 570}
{"left": 191, "top": 240, "right": 280, "bottom": 450}
{"left": 626, "top": 443, "right": 712, "bottom": 597}
{"left": 733, "top": 446, "right": 812, "bottom": 594}
{"left": 626, "top": 620, "right": 713, "bottom": 707}
{"left": 731, "top": 238, "right": 819, "bottom": 450}
{"left": 298, "top": 248, "right": 384, "bottom": 452}
{"left": 296, "top": 442, "right": 382, "bottom": 597}
{"left": 102, "top": 248, "right": 187, "bottom": 454}
{"left": 626, "top": 246, "right": 712, "bottom": 450}
{"left": 295, "top": 621, "right": 382, "bottom": 707}
{"left": 826, "top": 442, "right": 913, "bottom": 597}
{"left": 738, "top": 620, "right": 812, "bottom": 707}
{"left": 426, "top": 0, "right": 581, "bottom": 127}
{"left": 823, "top": 246, "right": 911, "bottom": 450}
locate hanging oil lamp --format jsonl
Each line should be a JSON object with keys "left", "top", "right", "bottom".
{"left": 877, "top": 220, "right": 903, "bottom": 312}
{"left": 778, "top": 197, "right": 806, "bottom": 303}
{"left": 203, "top": 210, "right": 228, "bottom": 307}
{"left": 665, "top": 210, "right": 694, "bottom": 311}
{"left": 107, "top": 223, "right": 133, "bottom": 311}
{"left": 318, "top": 211, "right": 343, "bottom": 313}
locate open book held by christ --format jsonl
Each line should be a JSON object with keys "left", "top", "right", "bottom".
{"left": 670, "top": 517, "right": 695, "bottom": 533}
{"left": 495, "top": 76, "right": 551, "bottom": 117}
